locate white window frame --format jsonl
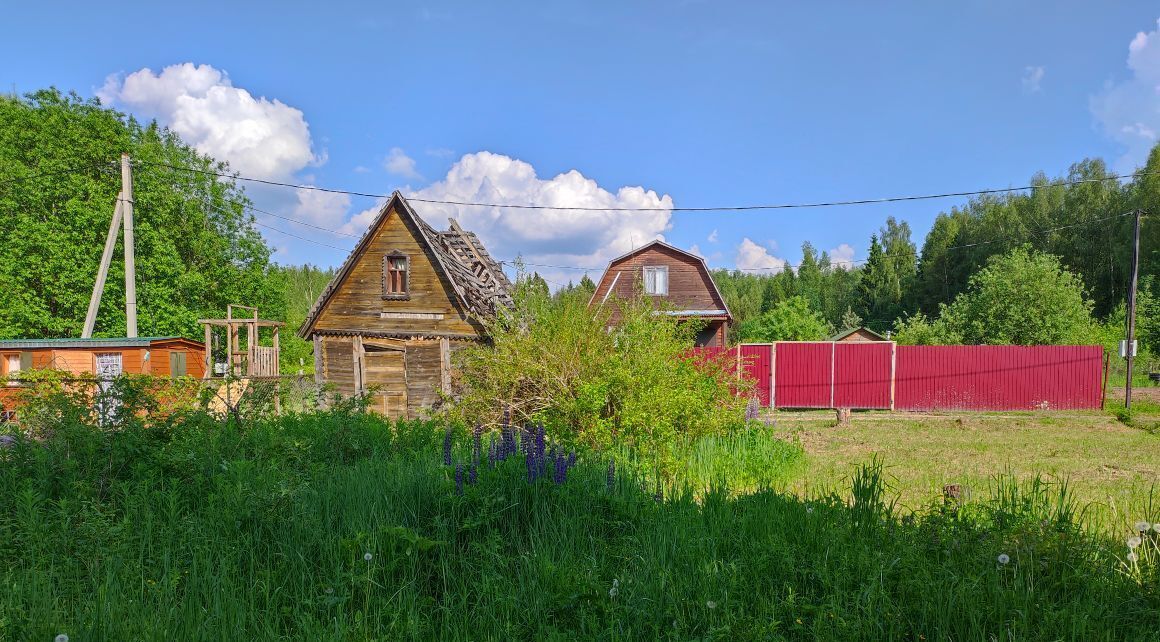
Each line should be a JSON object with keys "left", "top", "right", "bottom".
{"left": 643, "top": 265, "right": 668, "bottom": 296}
{"left": 4, "top": 353, "right": 21, "bottom": 386}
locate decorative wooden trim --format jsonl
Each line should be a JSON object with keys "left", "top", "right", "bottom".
{"left": 379, "top": 312, "right": 445, "bottom": 320}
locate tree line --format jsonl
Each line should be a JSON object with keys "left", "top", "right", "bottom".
{"left": 714, "top": 152, "right": 1159, "bottom": 352}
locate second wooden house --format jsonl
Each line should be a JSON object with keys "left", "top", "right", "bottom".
{"left": 298, "top": 192, "right": 512, "bottom": 418}
{"left": 589, "top": 240, "right": 732, "bottom": 346}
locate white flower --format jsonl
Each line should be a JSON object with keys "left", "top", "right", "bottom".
{"left": 997, "top": 553, "right": 1010, "bottom": 565}
{"left": 55, "top": 635, "right": 69, "bottom": 642}
{"left": 1154, "top": 522, "right": 1160, "bottom": 533}
{"left": 324, "top": 587, "right": 333, "bottom": 595}
{"left": 363, "top": 552, "right": 373, "bottom": 561}
{"left": 806, "top": 506, "right": 814, "bottom": 514}
{"left": 1128, "top": 536, "right": 1142, "bottom": 549}
{"left": 609, "top": 586, "right": 619, "bottom": 598}
{"left": 706, "top": 601, "right": 717, "bottom": 609}
{"left": 1127, "top": 552, "right": 1139, "bottom": 563}
{"left": 1135, "top": 521, "right": 1151, "bottom": 533}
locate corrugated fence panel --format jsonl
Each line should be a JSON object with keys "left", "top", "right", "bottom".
{"left": 774, "top": 342, "right": 834, "bottom": 408}
{"left": 895, "top": 345, "right": 1103, "bottom": 411}
{"left": 739, "top": 344, "right": 772, "bottom": 406}
{"left": 833, "top": 342, "right": 893, "bottom": 409}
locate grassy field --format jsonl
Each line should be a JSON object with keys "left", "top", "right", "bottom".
{"left": 1, "top": 400, "right": 1158, "bottom": 639}
{"left": 771, "top": 406, "right": 1160, "bottom": 534}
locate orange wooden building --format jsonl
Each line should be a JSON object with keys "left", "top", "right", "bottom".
{"left": 589, "top": 240, "right": 732, "bottom": 347}
{"left": 1, "top": 337, "right": 205, "bottom": 422}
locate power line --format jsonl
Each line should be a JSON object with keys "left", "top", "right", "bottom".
{"left": 137, "top": 158, "right": 1158, "bottom": 213}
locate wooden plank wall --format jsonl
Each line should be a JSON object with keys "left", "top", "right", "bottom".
{"left": 591, "top": 245, "right": 727, "bottom": 321}
{"left": 310, "top": 206, "right": 484, "bottom": 338}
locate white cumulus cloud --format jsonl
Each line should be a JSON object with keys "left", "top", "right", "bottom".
{"left": 1092, "top": 18, "right": 1160, "bottom": 171}
{"left": 827, "top": 243, "right": 856, "bottom": 268}
{"left": 384, "top": 147, "right": 422, "bottom": 180}
{"left": 98, "top": 62, "right": 320, "bottom": 180}
{"left": 394, "top": 151, "right": 672, "bottom": 274}
{"left": 292, "top": 188, "right": 351, "bottom": 229}
{"left": 735, "top": 238, "right": 786, "bottom": 274}
{"left": 1022, "top": 65, "right": 1045, "bottom": 93}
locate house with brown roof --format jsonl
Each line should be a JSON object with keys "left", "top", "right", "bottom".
{"left": 588, "top": 240, "right": 732, "bottom": 346}
{"left": 298, "top": 192, "right": 512, "bottom": 418}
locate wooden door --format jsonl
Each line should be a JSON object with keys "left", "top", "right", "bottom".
{"left": 361, "top": 346, "right": 408, "bottom": 418}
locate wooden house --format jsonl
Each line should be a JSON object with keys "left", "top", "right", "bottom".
{"left": 828, "top": 327, "right": 889, "bottom": 343}
{"left": 0, "top": 337, "right": 206, "bottom": 422}
{"left": 297, "top": 192, "right": 512, "bottom": 418}
{"left": 589, "top": 240, "right": 732, "bottom": 346}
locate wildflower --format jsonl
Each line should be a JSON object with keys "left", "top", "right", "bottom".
{"left": 606, "top": 459, "right": 616, "bottom": 492}
{"left": 443, "top": 427, "right": 453, "bottom": 467}
{"left": 745, "top": 396, "right": 760, "bottom": 421}
{"left": 609, "top": 578, "right": 619, "bottom": 598}
{"left": 567, "top": 451, "right": 576, "bottom": 468}
{"left": 472, "top": 424, "right": 483, "bottom": 467}
{"left": 324, "top": 587, "right": 334, "bottom": 594}
{"left": 806, "top": 506, "right": 814, "bottom": 514}
{"left": 1135, "top": 521, "right": 1151, "bottom": 533}
{"left": 487, "top": 440, "right": 497, "bottom": 468}
{"left": 997, "top": 553, "right": 1010, "bottom": 565}
{"left": 706, "top": 601, "right": 717, "bottom": 609}
{"left": 468, "top": 463, "right": 477, "bottom": 485}
{"left": 1155, "top": 522, "right": 1160, "bottom": 533}
{"left": 364, "top": 552, "right": 373, "bottom": 562}
{"left": 56, "top": 635, "right": 69, "bottom": 642}
{"left": 795, "top": 618, "right": 802, "bottom": 625}
{"left": 1127, "top": 552, "right": 1139, "bottom": 563}
{"left": 526, "top": 450, "right": 538, "bottom": 483}
{"left": 455, "top": 464, "right": 465, "bottom": 495}
{"left": 1128, "top": 536, "right": 1142, "bottom": 549}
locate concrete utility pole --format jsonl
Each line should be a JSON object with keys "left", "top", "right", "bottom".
{"left": 122, "top": 153, "right": 138, "bottom": 338}
{"left": 81, "top": 154, "right": 139, "bottom": 338}
{"left": 1125, "top": 209, "right": 1142, "bottom": 410}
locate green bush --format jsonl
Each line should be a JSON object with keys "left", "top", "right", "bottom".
{"left": 734, "top": 295, "right": 833, "bottom": 342}
{"left": 449, "top": 283, "right": 748, "bottom": 479}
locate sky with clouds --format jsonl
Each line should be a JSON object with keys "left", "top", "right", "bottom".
{"left": 4, "top": 2, "right": 1160, "bottom": 287}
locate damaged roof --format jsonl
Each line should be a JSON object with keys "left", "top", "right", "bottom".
{"left": 298, "top": 192, "right": 512, "bottom": 338}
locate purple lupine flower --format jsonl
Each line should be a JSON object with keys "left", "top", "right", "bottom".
{"left": 469, "top": 463, "right": 477, "bottom": 485}
{"left": 606, "top": 459, "right": 616, "bottom": 493}
{"left": 520, "top": 425, "right": 532, "bottom": 456}
{"left": 455, "top": 463, "right": 464, "bottom": 495}
{"left": 654, "top": 484, "right": 663, "bottom": 503}
{"left": 488, "top": 439, "right": 498, "bottom": 468}
{"left": 535, "top": 424, "right": 546, "bottom": 460}
{"left": 567, "top": 451, "right": 576, "bottom": 469}
{"left": 443, "top": 427, "right": 454, "bottom": 467}
{"left": 554, "top": 453, "right": 568, "bottom": 484}
{"left": 745, "top": 396, "right": 760, "bottom": 422}
{"left": 472, "top": 424, "right": 483, "bottom": 467}
{"left": 526, "top": 450, "right": 537, "bottom": 483}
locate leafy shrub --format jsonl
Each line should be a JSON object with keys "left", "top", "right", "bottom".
{"left": 448, "top": 283, "right": 748, "bottom": 478}
{"left": 734, "top": 295, "right": 832, "bottom": 342}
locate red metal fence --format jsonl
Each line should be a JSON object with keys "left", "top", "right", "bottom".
{"left": 692, "top": 343, "right": 1104, "bottom": 411}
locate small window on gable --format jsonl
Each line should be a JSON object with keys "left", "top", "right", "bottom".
{"left": 383, "top": 253, "right": 410, "bottom": 299}
{"left": 643, "top": 266, "right": 668, "bottom": 295}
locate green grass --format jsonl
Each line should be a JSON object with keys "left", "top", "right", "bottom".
{"left": 1, "top": 409, "right": 1158, "bottom": 640}
{"left": 773, "top": 410, "right": 1160, "bottom": 534}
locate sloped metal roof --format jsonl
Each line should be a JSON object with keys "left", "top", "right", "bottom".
{"left": 0, "top": 337, "right": 188, "bottom": 350}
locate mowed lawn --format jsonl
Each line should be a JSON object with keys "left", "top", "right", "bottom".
{"left": 773, "top": 408, "right": 1160, "bottom": 533}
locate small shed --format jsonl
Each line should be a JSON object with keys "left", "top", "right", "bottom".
{"left": 828, "top": 327, "right": 889, "bottom": 343}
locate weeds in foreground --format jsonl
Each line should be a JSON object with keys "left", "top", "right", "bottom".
{"left": 0, "top": 410, "right": 1157, "bottom": 640}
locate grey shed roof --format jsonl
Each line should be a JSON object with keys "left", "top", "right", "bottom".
{"left": 0, "top": 337, "right": 187, "bottom": 350}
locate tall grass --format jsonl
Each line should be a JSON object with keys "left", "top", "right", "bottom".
{"left": 0, "top": 410, "right": 1157, "bottom": 640}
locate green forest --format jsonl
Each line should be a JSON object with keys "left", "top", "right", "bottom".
{"left": 1, "top": 89, "right": 1157, "bottom": 364}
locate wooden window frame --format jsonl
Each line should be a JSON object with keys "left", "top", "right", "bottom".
{"left": 382, "top": 252, "right": 411, "bottom": 300}
{"left": 642, "top": 265, "right": 669, "bottom": 296}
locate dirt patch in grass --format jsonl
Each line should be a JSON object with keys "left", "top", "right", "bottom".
{"left": 772, "top": 409, "right": 1159, "bottom": 533}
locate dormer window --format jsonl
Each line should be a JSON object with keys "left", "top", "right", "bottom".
{"left": 643, "top": 265, "right": 668, "bottom": 295}
{"left": 383, "top": 253, "right": 410, "bottom": 299}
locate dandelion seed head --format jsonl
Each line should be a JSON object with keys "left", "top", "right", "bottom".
{"left": 1128, "top": 536, "right": 1142, "bottom": 549}
{"left": 55, "top": 635, "right": 69, "bottom": 642}
{"left": 363, "top": 552, "right": 373, "bottom": 561}
{"left": 806, "top": 506, "right": 814, "bottom": 514}
{"left": 1127, "top": 552, "right": 1139, "bottom": 563}
{"left": 1135, "top": 521, "right": 1151, "bottom": 533}
{"left": 1154, "top": 522, "right": 1160, "bottom": 533}
{"left": 997, "top": 553, "right": 1010, "bottom": 565}
{"left": 324, "top": 587, "right": 333, "bottom": 594}
{"left": 609, "top": 586, "right": 619, "bottom": 598}
{"left": 706, "top": 601, "right": 717, "bottom": 609}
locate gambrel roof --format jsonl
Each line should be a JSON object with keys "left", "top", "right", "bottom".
{"left": 297, "top": 193, "right": 512, "bottom": 338}
{"left": 588, "top": 239, "right": 732, "bottom": 320}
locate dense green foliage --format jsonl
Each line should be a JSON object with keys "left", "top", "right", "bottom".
{"left": 1, "top": 401, "right": 1156, "bottom": 640}
{"left": 734, "top": 295, "right": 832, "bottom": 342}
{"left": 0, "top": 90, "right": 285, "bottom": 340}
{"left": 450, "top": 280, "right": 748, "bottom": 476}
{"left": 894, "top": 248, "right": 1100, "bottom": 346}
{"left": 275, "top": 264, "right": 335, "bottom": 373}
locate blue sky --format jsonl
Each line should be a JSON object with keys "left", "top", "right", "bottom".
{"left": 4, "top": 2, "right": 1160, "bottom": 285}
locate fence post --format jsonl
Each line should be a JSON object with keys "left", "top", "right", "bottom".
{"left": 889, "top": 342, "right": 897, "bottom": 411}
